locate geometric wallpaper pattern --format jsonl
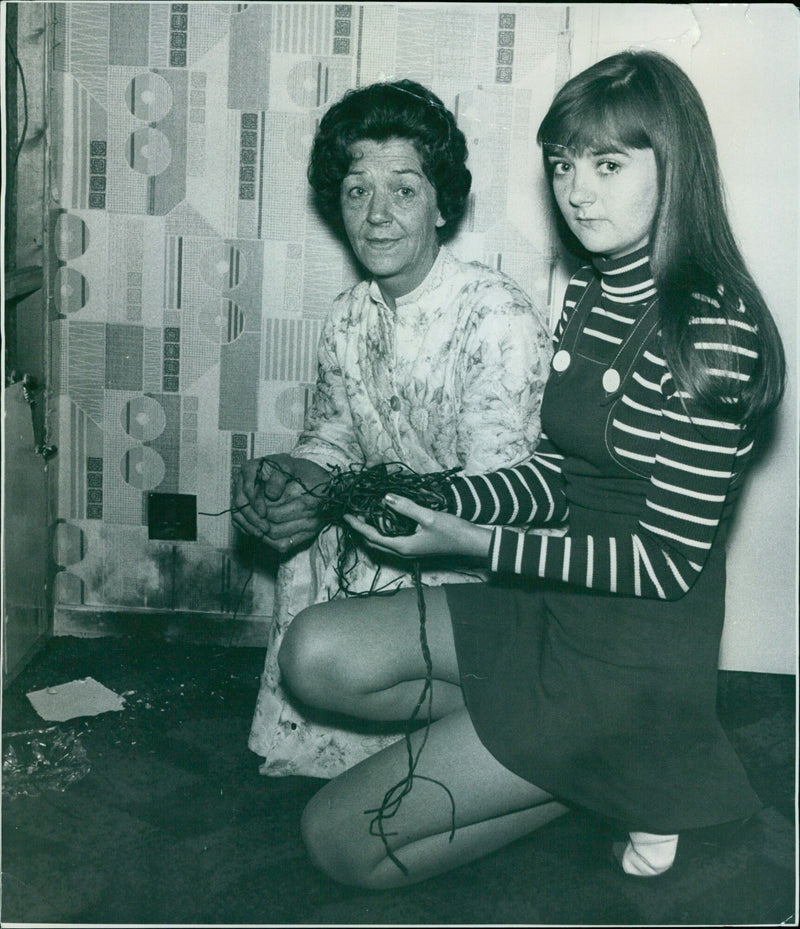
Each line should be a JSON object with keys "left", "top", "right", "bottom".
{"left": 45, "top": 2, "right": 570, "bottom": 624}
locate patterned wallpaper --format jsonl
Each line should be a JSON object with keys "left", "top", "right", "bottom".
{"left": 46, "top": 2, "right": 570, "bottom": 629}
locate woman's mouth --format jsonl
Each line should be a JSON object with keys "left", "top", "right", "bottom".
{"left": 366, "top": 238, "right": 400, "bottom": 247}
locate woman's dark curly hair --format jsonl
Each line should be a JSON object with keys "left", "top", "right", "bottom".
{"left": 307, "top": 79, "right": 472, "bottom": 242}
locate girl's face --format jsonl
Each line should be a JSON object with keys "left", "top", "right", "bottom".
{"left": 547, "top": 145, "right": 659, "bottom": 260}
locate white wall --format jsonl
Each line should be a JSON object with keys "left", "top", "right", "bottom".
{"left": 566, "top": 3, "right": 799, "bottom": 674}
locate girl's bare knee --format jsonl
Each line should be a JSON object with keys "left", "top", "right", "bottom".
{"left": 300, "top": 791, "right": 376, "bottom": 888}
{"left": 278, "top": 604, "right": 333, "bottom": 705}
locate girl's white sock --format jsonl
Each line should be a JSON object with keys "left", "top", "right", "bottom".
{"left": 621, "top": 831, "right": 679, "bottom": 877}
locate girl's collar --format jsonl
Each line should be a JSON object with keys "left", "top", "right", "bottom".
{"left": 592, "top": 243, "right": 651, "bottom": 278}
{"left": 592, "top": 245, "right": 655, "bottom": 305}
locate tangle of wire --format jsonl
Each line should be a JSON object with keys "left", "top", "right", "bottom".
{"left": 197, "top": 500, "right": 257, "bottom": 647}
{"left": 202, "top": 459, "right": 460, "bottom": 871}
{"left": 258, "top": 458, "right": 461, "bottom": 597}
{"left": 253, "top": 457, "right": 461, "bottom": 874}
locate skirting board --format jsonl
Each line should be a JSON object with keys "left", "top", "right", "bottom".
{"left": 54, "top": 607, "right": 270, "bottom": 648}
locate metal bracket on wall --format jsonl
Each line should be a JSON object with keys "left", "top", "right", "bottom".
{"left": 5, "top": 371, "right": 57, "bottom": 462}
{"left": 5, "top": 265, "right": 43, "bottom": 302}
{"left": 4, "top": 267, "right": 56, "bottom": 460}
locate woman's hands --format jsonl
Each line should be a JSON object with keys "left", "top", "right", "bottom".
{"left": 232, "top": 455, "right": 331, "bottom": 555}
{"left": 344, "top": 494, "right": 492, "bottom": 562}
{"left": 233, "top": 462, "right": 493, "bottom": 564}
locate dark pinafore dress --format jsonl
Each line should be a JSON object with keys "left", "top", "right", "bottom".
{"left": 445, "top": 281, "right": 761, "bottom": 834}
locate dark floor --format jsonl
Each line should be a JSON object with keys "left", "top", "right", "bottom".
{"left": 1, "top": 634, "right": 796, "bottom": 927}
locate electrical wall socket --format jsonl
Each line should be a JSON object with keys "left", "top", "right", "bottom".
{"left": 147, "top": 493, "right": 197, "bottom": 541}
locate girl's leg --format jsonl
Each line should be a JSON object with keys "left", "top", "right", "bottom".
{"left": 301, "top": 706, "right": 569, "bottom": 889}
{"left": 279, "top": 586, "right": 466, "bottom": 721}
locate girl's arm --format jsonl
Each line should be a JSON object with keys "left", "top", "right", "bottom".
{"left": 479, "top": 312, "right": 760, "bottom": 599}
{"left": 350, "top": 310, "right": 760, "bottom": 601}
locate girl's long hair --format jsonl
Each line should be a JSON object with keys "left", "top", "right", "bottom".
{"left": 537, "top": 50, "right": 785, "bottom": 426}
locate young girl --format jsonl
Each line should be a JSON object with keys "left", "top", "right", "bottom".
{"left": 275, "top": 50, "right": 786, "bottom": 888}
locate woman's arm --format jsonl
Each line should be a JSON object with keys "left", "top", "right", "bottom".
{"left": 451, "top": 276, "right": 553, "bottom": 472}
{"left": 292, "top": 295, "right": 366, "bottom": 471}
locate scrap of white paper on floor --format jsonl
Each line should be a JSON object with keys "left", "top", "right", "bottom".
{"left": 26, "top": 677, "right": 126, "bottom": 722}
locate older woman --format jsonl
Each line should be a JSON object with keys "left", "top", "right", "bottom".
{"left": 233, "top": 79, "right": 552, "bottom": 779}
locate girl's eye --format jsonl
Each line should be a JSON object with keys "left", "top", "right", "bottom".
{"left": 550, "top": 161, "right": 571, "bottom": 176}
{"left": 598, "top": 160, "right": 621, "bottom": 174}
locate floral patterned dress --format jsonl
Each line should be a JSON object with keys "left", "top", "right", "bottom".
{"left": 248, "top": 246, "right": 553, "bottom": 778}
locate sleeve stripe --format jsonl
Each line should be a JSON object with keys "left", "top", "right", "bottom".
{"left": 689, "top": 317, "right": 758, "bottom": 333}
{"left": 613, "top": 420, "right": 661, "bottom": 440}
{"left": 490, "top": 529, "right": 502, "bottom": 572}
{"left": 694, "top": 342, "right": 759, "bottom": 359}
{"left": 616, "top": 448, "right": 657, "bottom": 464}
{"left": 662, "top": 409, "right": 740, "bottom": 430}
{"left": 466, "top": 478, "right": 482, "bottom": 515}
{"left": 633, "top": 534, "right": 666, "bottom": 598}
{"left": 642, "top": 350, "right": 667, "bottom": 366}
{"left": 509, "top": 468, "right": 538, "bottom": 519}
{"left": 476, "top": 474, "right": 501, "bottom": 522}
{"left": 663, "top": 551, "right": 691, "bottom": 593}
{"left": 707, "top": 368, "right": 751, "bottom": 382}
{"left": 690, "top": 294, "right": 720, "bottom": 308}
{"left": 632, "top": 537, "right": 642, "bottom": 596}
{"left": 646, "top": 500, "right": 720, "bottom": 526}
{"left": 586, "top": 535, "right": 594, "bottom": 588}
{"left": 640, "top": 521, "right": 713, "bottom": 550}
{"left": 498, "top": 471, "right": 520, "bottom": 523}
{"left": 632, "top": 371, "right": 662, "bottom": 392}
{"left": 609, "top": 537, "right": 617, "bottom": 593}
{"left": 562, "top": 537, "right": 571, "bottom": 583}
{"left": 656, "top": 455, "right": 734, "bottom": 479}
{"left": 661, "top": 433, "right": 740, "bottom": 454}
{"left": 622, "top": 395, "right": 662, "bottom": 416}
{"left": 514, "top": 531, "right": 524, "bottom": 574}
{"left": 451, "top": 482, "right": 465, "bottom": 518}
{"left": 534, "top": 456, "right": 565, "bottom": 473}
{"left": 518, "top": 462, "right": 557, "bottom": 521}
{"left": 650, "top": 476, "right": 726, "bottom": 502}
{"left": 539, "top": 535, "right": 548, "bottom": 577}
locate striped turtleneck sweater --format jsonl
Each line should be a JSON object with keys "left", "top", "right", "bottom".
{"left": 446, "top": 247, "right": 760, "bottom": 601}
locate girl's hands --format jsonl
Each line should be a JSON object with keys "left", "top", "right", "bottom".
{"left": 343, "top": 494, "right": 492, "bottom": 561}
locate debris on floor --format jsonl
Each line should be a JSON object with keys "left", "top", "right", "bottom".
{"left": 2, "top": 726, "right": 91, "bottom": 799}
{"left": 26, "top": 677, "right": 126, "bottom": 722}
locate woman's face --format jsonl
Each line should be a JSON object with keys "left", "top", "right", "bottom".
{"left": 547, "top": 145, "right": 659, "bottom": 259}
{"left": 341, "top": 137, "right": 444, "bottom": 304}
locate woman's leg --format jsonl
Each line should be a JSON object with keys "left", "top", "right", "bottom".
{"left": 278, "top": 586, "right": 466, "bottom": 721}
{"left": 301, "top": 706, "right": 569, "bottom": 889}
